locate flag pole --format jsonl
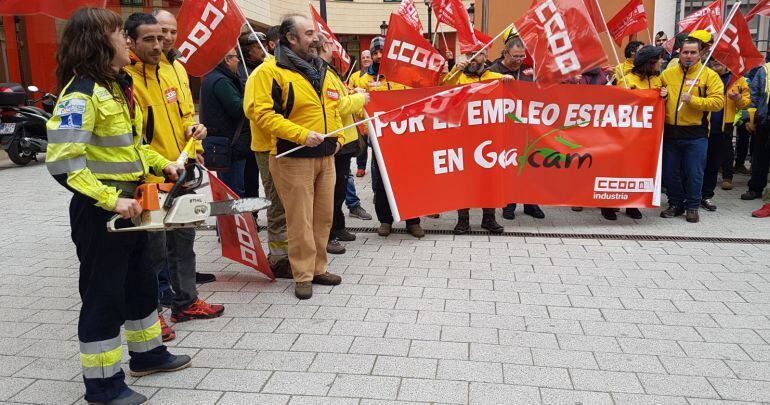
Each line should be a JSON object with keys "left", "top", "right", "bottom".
{"left": 677, "top": 1, "right": 742, "bottom": 111}
{"left": 432, "top": 21, "right": 441, "bottom": 46}
{"left": 232, "top": 1, "right": 272, "bottom": 58}
{"left": 235, "top": 41, "right": 251, "bottom": 77}
{"left": 344, "top": 59, "right": 358, "bottom": 83}
{"left": 594, "top": 0, "right": 628, "bottom": 88}
{"left": 445, "top": 22, "right": 514, "bottom": 82}
{"left": 646, "top": 27, "right": 653, "bottom": 44}
{"left": 441, "top": 30, "right": 450, "bottom": 50}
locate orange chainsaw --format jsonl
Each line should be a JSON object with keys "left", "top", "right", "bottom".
{"left": 107, "top": 140, "right": 269, "bottom": 232}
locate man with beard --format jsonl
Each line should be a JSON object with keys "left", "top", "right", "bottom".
{"left": 486, "top": 33, "right": 547, "bottom": 222}
{"left": 353, "top": 36, "right": 426, "bottom": 238}
{"left": 248, "top": 14, "right": 343, "bottom": 299}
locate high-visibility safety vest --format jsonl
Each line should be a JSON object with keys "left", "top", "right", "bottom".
{"left": 45, "top": 75, "right": 172, "bottom": 211}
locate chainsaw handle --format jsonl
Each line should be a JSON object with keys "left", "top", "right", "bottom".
{"left": 163, "top": 167, "right": 188, "bottom": 210}
{"left": 106, "top": 214, "right": 139, "bottom": 232}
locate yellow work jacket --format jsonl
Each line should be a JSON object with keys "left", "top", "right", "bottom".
{"left": 443, "top": 68, "right": 503, "bottom": 86}
{"left": 618, "top": 72, "right": 663, "bottom": 90}
{"left": 125, "top": 51, "right": 199, "bottom": 161}
{"left": 247, "top": 51, "right": 344, "bottom": 157}
{"left": 660, "top": 61, "right": 725, "bottom": 135}
{"left": 720, "top": 76, "right": 751, "bottom": 132}
{"left": 356, "top": 71, "right": 410, "bottom": 92}
{"left": 45, "top": 75, "right": 170, "bottom": 211}
{"left": 244, "top": 62, "right": 273, "bottom": 152}
{"left": 614, "top": 59, "right": 634, "bottom": 85}
{"left": 161, "top": 52, "right": 196, "bottom": 127}
{"left": 326, "top": 66, "right": 366, "bottom": 146}
{"left": 348, "top": 69, "right": 367, "bottom": 89}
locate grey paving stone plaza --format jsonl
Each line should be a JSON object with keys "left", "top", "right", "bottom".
{"left": 0, "top": 156, "right": 768, "bottom": 404}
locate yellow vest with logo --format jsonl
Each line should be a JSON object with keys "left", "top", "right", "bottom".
{"left": 125, "top": 52, "right": 199, "bottom": 161}
{"left": 45, "top": 75, "right": 171, "bottom": 210}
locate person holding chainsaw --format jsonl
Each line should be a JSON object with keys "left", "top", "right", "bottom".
{"left": 249, "top": 13, "right": 343, "bottom": 299}
{"left": 45, "top": 8, "right": 192, "bottom": 405}
{"left": 125, "top": 13, "right": 225, "bottom": 338}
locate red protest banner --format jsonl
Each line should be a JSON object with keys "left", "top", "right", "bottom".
{"left": 209, "top": 174, "right": 273, "bottom": 280}
{"left": 713, "top": 11, "right": 765, "bottom": 81}
{"left": 380, "top": 13, "right": 446, "bottom": 88}
{"left": 365, "top": 81, "right": 664, "bottom": 221}
{"left": 0, "top": 0, "right": 105, "bottom": 19}
{"left": 398, "top": 0, "right": 424, "bottom": 34}
{"left": 310, "top": 4, "right": 352, "bottom": 74}
{"left": 607, "top": 0, "right": 648, "bottom": 46}
{"left": 175, "top": 0, "right": 244, "bottom": 77}
{"left": 747, "top": 0, "right": 770, "bottom": 21}
{"left": 515, "top": 0, "right": 608, "bottom": 87}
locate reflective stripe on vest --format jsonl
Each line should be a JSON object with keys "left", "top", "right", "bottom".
{"left": 87, "top": 159, "right": 143, "bottom": 175}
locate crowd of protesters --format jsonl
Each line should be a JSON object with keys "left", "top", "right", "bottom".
{"left": 42, "top": 5, "right": 770, "bottom": 404}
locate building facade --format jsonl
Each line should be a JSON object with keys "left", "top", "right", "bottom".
{"left": 1, "top": 0, "right": 768, "bottom": 94}
{"left": 0, "top": 0, "right": 462, "bottom": 93}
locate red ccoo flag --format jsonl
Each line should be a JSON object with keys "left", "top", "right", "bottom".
{"left": 209, "top": 173, "right": 273, "bottom": 280}
{"left": 678, "top": 0, "right": 721, "bottom": 32}
{"left": 712, "top": 11, "right": 765, "bottom": 84}
{"left": 310, "top": 5, "right": 352, "bottom": 75}
{"left": 746, "top": 0, "right": 770, "bottom": 21}
{"left": 380, "top": 13, "right": 446, "bottom": 88}
{"left": 515, "top": 0, "right": 608, "bottom": 87}
{"left": 0, "top": 0, "right": 106, "bottom": 19}
{"left": 431, "top": 0, "right": 483, "bottom": 53}
{"left": 374, "top": 80, "right": 501, "bottom": 127}
{"left": 607, "top": 0, "right": 648, "bottom": 46}
{"left": 398, "top": 0, "right": 424, "bottom": 34}
{"left": 175, "top": 0, "right": 244, "bottom": 77}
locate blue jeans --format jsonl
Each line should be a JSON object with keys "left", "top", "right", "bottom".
{"left": 662, "top": 137, "right": 708, "bottom": 210}
{"left": 345, "top": 176, "right": 360, "bottom": 209}
{"left": 218, "top": 159, "right": 247, "bottom": 198}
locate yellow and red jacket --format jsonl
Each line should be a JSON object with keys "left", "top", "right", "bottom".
{"left": 356, "top": 71, "right": 410, "bottom": 92}
{"left": 246, "top": 51, "right": 344, "bottom": 157}
{"left": 125, "top": 51, "right": 200, "bottom": 161}
{"left": 660, "top": 61, "right": 725, "bottom": 135}
{"left": 326, "top": 67, "right": 366, "bottom": 146}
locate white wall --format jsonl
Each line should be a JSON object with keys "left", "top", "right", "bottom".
{"left": 653, "top": 0, "right": 678, "bottom": 37}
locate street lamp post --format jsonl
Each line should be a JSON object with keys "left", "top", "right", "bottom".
{"left": 320, "top": 0, "right": 327, "bottom": 21}
{"left": 424, "top": 0, "right": 432, "bottom": 43}
{"left": 380, "top": 21, "right": 388, "bottom": 36}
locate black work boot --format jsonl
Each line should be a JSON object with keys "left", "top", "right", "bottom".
{"left": 481, "top": 214, "right": 504, "bottom": 234}
{"left": 454, "top": 210, "right": 471, "bottom": 235}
